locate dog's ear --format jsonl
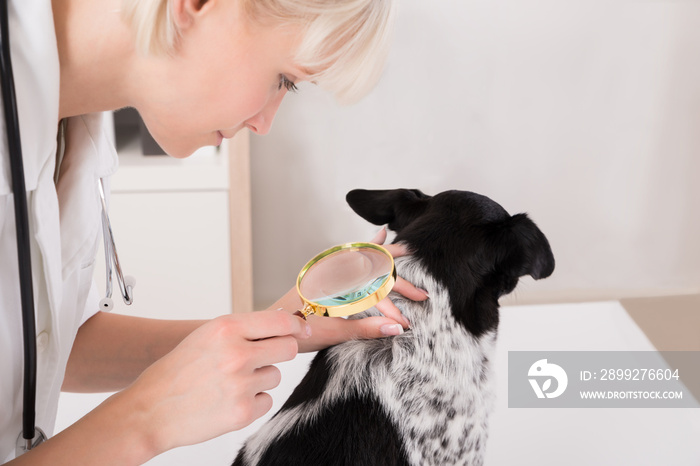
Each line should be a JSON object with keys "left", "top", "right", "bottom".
{"left": 346, "top": 189, "right": 430, "bottom": 232}
{"left": 495, "top": 213, "right": 555, "bottom": 281}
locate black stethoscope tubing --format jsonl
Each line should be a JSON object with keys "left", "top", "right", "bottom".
{"left": 0, "top": 0, "right": 40, "bottom": 449}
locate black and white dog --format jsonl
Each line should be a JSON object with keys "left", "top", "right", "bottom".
{"left": 233, "top": 189, "right": 555, "bottom": 466}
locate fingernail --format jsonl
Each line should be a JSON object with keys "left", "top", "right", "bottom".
{"left": 380, "top": 324, "right": 404, "bottom": 336}
{"left": 402, "top": 316, "right": 411, "bottom": 328}
{"left": 418, "top": 288, "right": 430, "bottom": 298}
{"left": 305, "top": 323, "right": 312, "bottom": 338}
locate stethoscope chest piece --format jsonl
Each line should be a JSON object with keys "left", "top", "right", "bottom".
{"left": 15, "top": 427, "right": 47, "bottom": 457}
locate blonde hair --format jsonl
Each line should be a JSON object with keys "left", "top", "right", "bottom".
{"left": 121, "top": 0, "right": 397, "bottom": 103}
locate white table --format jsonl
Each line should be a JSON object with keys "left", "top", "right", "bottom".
{"left": 57, "top": 301, "right": 700, "bottom": 465}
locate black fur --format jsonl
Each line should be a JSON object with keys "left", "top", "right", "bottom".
{"left": 235, "top": 392, "right": 409, "bottom": 466}
{"left": 347, "top": 189, "right": 554, "bottom": 337}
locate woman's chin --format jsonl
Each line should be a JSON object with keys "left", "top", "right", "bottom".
{"left": 159, "top": 139, "right": 202, "bottom": 159}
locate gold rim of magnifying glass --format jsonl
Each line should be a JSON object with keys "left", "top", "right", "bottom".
{"left": 296, "top": 242, "right": 397, "bottom": 318}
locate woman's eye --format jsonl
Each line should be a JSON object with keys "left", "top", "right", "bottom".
{"left": 278, "top": 75, "right": 298, "bottom": 93}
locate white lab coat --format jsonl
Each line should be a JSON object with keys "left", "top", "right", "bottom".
{"left": 0, "top": 0, "right": 117, "bottom": 462}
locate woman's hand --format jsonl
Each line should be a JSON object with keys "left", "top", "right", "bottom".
{"left": 271, "top": 228, "right": 429, "bottom": 353}
{"left": 10, "top": 311, "right": 311, "bottom": 465}
{"left": 115, "top": 310, "right": 312, "bottom": 455}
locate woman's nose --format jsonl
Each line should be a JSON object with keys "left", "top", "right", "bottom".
{"left": 245, "top": 91, "right": 286, "bottom": 135}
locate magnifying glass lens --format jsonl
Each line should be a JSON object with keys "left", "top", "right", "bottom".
{"left": 297, "top": 243, "right": 396, "bottom": 318}
{"left": 300, "top": 248, "right": 391, "bottom": 305}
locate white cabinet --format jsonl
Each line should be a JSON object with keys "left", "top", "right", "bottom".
{"left": 102, "top": 190, "right": 232, "bottom": 320}
{"left": 99, "top": 127, "right": 252, "bottom": 318}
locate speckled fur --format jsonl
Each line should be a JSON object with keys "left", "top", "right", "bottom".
{"left": 366, "top": 257, "right": 496, "bottom": 465}
{"left": 235, "top": 256, "right": 495, "bottom": 466}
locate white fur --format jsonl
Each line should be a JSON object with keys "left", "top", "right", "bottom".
{"left": 241, "top": 256, "right": 497, "bottom": 465}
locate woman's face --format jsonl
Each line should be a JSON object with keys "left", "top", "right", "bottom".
{"left": 135, "top": 0, "right": 309, "bottom": 158}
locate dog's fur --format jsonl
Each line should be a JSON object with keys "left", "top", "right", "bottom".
{"left": 233, "top": 189, "right": 555, "bottom": 466}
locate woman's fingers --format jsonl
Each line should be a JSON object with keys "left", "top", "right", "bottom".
{"left": 345, "top": 315, "right": 408, "bottom": 339}
{"left": 374, "top": 276, "right": 429, "bottom": 328}
{"left": 370, "top": 226, "right": 388, "bottom": 244}
{"left": 393, "top": 276, "right": 429, "bottom": 301}
{"left": 369, "top": 227, "right": 410, "bottom": 259}
{"left": 251, "top": 392, "right": 274, "bottom": 423}
{"left": 249, "top": 335, "right": 299, "bottom": 368}
{"left": 381, "top": 242, "right": 410, "bottom": 259}
{"left": 375, "top": 297, "right": 411, "bottom": 328}
{"left": 124, "top": 310, "right": 316, "bottom": 449}
{"left": 239, "top": 309, "right": 311, "bottom": 341}
{"left": 253, "top": 365, "right": 282, "bottom": 393}
{"left": 297, "top": 314, "right": 407, "bottom": 352}
{"left": 369, "top": 228, "right": 427, "bottom": 301}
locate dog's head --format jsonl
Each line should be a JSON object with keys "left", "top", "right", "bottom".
{"left": 346, "top": 189, "right": 555, "bottom": 337}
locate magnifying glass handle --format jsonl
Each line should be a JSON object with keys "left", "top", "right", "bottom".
{"left": 294, "top": 305, "right": 316, "bottom": 320}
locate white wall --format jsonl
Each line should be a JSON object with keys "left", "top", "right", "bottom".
{"left": 251, "top": 0, "right": 700, "bottom": 308}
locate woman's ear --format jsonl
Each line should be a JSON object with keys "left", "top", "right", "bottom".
{"left": 171, "top": 0, "right": 213, "bottom": 31}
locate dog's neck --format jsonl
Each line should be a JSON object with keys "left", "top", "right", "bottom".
{"left": 392, "top": 256, "right": 501, "bottom": 339}
{"left": 378, "top": 256, "right": 498, "bottom": 465}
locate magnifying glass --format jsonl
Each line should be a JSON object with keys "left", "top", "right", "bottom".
{"left": 296, "top": 242, "right": 396, "bottom": 318}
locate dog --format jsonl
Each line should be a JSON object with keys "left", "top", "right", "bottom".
{"left": 233, "top": 189, "right": 555, "bottom": 466}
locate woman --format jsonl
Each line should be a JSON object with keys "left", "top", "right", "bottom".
{"left": 0, "top": 0, "right": 428, "bottom": 463}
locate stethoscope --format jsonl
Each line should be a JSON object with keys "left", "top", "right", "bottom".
{"left": 0, "top": 0, "right": 134, "bottom": 456}
{"left": 97, "top": 178, "right": 135, "bottom": 311}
